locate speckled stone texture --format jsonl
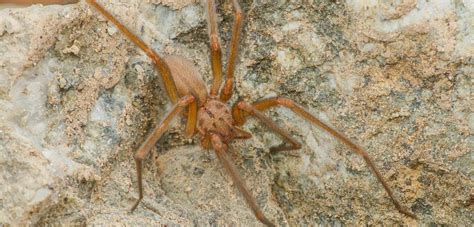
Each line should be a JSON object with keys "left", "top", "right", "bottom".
{"left": 0, "top": 0, "right": 472, "bottom": 226}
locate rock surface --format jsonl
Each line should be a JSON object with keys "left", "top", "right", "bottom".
{"left": 0, "top": 0, "right": 472, "bottom": 225}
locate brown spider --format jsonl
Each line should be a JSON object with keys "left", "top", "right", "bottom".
{"left": 86, "top": 0, "right": 416, "bottom": 225}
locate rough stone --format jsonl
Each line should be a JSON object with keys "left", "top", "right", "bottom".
{"left": 0, "top": 0, "right": 472, "bottom": 226}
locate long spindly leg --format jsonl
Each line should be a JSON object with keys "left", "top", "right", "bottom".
{"left": 234, "top": 97, "right": 416, "bottom": 218}
{"left": 232, "top": 126, "right": 252, "bottom": 139}
{"left": 220, "top": 0, "right": 244, "bottom": 102}
{"left": 131, "top": 95, "right": 195, "bottom": 212}
{"left": 86, "top": 0, "right": 179, "bottom": 103}
{"left": 185, "top": 100, "right": 198, "bottom": 137}
{"left": 210, "top": 134, "right": 275, "bottom": 227}
{"left": 206, "top": 0, "right": 223, "bottom": 96}
{"left": 234, "top": 102, "right": 302, "bottom": 153}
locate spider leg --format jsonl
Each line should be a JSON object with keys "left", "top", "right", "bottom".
{"left": 86, "top": 0, "right": 179, "bottom": 103}
{"left": 185, "top": 100, "right": 198, "bottom": 137}
{"left": 234, "top": 102, "right": 302, "bottom": 153}
{"left": 210, "top": 134, "right": 275, "bottom": 227}
{"left": 206, "top": 0, "right": 223, "bottom": 96}
{"left": 131, "top": 95, "right": 195, "bottom": 212}
{"left": 220, "top": 0, "right": 244, "bottom": 102}
{"left": 234, "top": 97, "right": 416, "bottom": 218}
{"left": 232, "top": 126, "right": 252, "bottom": 139}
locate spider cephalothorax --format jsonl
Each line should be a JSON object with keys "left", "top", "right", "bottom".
{"left": 86, "top": 0, "right": 416, "bottom": 225}
{"left": 197, "top": 99, "right": 237, "bottom": 142}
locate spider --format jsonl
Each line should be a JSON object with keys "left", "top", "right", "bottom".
{"left": 85, "top": 0, "right": 416, "bottom": 225}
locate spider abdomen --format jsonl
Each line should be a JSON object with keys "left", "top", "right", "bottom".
{"left": 164, "top": 55, "right": 208, "bottom": 105}
{"left": 197, "top": 99, "right": 235, "bottom": 142}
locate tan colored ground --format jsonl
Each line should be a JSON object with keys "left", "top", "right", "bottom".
{"left": 0, "top": 0, "right": 472, "bottom": 226}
